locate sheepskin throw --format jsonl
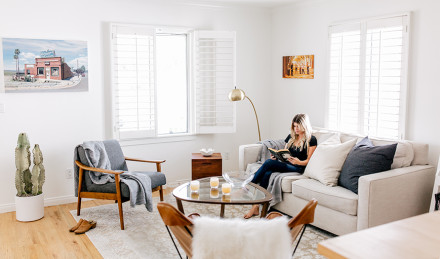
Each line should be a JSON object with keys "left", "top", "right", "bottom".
{"left": 192, "top": 216, "right": 292, "bottom": 259}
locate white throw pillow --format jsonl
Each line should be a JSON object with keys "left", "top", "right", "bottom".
{"left": 315, "top": 132, "right": 340, "bottom": 145}
{"left": 304, "top": 138, "right": 357, "bottom": 186}
{"left": 391, "top": 142, "right": 414, "bottom": 168}
{"left": 192, "top": 216, "right": 292, "bottom": 259}
{"left": 319, "top": 133, "right": 342, "bottom": 145}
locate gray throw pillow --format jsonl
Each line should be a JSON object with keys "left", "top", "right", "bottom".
{"left": 339, "top": 137, "right": 397, "bottom": 194}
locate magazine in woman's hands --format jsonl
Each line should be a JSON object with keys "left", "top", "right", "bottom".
{"left": 268, "top": 148, "right": 292, "bottom": 163}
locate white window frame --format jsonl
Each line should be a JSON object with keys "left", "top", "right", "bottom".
{"left": 110, "top": 23, "right": 236, "bottom": 141}
{"left": 326, "top": 13, "right": 410, "bottom": 140}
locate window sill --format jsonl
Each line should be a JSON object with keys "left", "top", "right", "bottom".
{"left": 119, "top": 134, "right": 196, "bottom": 147}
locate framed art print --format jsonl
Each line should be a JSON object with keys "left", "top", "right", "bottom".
{"left": 2, "top": 38, "right": 88, "bottom": 93}
{"left": 283, "top": 55, "right": 314, "bottom": 79}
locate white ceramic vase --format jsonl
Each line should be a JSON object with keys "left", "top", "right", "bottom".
{"left": 15, "top": 193, "right": 44, "bottom": 222}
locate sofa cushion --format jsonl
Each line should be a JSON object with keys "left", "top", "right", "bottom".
{"left": 339, "top": 137, "right": 397, "bottom": 194}
{"left": 409, "top": 142, "right": 429, "bottom": 165}
{"left": 281, "top": 175, "right": 309, "bottom": 192}
{"left": 371, "top": 139, "right": 414, "bottom": 169}
{"left": 304, "top": 137, "right": 357, "bottom": 186}
{"left": 292, "top": 179, "right": 359, "bottom": 216}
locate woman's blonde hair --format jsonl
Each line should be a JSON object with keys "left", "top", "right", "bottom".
{"left": 286, "top": 114, "right": 313, "bottom": 151}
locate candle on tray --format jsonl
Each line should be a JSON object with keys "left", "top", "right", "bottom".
{"left": 190, "top": 180, "right": 200, "bottom": 192}
{"left": 210, "top": 177, "right": 219, "bottom": 188}
{"left": 222, "top": 183, "right": 231, "bottom": 195}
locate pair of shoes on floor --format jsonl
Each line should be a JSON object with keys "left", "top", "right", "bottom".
{"left": 69, "top": 218, "right": 97, "bottom": 234}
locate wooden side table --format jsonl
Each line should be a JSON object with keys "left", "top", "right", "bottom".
{"left": 192, "top": 153, "right": 222, "bottom": 180}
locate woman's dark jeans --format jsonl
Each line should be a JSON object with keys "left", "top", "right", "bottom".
{"left": 251, "top": 159, "right": 304, "bottom": 189}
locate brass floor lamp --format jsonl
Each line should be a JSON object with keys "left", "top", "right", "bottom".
{"left": 228, "top": 87, "right": 261, "bottom": 141}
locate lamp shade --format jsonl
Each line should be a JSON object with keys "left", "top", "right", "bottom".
{"left": 228, "top": 88, "right": 246, "bottom": 101}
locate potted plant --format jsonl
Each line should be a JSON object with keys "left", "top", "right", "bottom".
{"left": 15, "top": 133, "right": 45, "bottom": 222}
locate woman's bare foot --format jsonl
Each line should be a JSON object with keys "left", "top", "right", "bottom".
{"left": 244, "top": 205, "right": 260, "bottom": 219}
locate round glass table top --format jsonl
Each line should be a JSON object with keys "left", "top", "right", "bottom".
{"left": 172, "top": 177, "right": 272, "bottom": 205}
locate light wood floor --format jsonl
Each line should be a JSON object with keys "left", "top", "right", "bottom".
{"left": 0, "top": 188, "right": 172, "bottom": 259}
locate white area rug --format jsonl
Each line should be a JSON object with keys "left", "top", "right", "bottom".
{"left": 70, "top": 195, "right": 332, "bottom": 258}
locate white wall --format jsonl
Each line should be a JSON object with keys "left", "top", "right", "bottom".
{"left": 0, "top": 0, "right": 272, "bottom": 212}
{"left": 4, "top": 0, "right": 437, "bottom": 213}
{"left": 270, "top": 0, "right": 440, "bottom": 165}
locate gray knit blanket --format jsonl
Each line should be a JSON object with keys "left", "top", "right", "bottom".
{"left": 82, "top": 141, "right": 115, "bottom": 184}
{"left": 258, "top": 139, "right": 286, "bottom": 162}
{"left": 75, "top": 141, "right": 153, "bottom": 212}
{"left": 267, "top": 172, "right": 301, "bottom": 208}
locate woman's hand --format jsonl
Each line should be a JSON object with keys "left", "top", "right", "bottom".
{"left": 287, "top": 157, "right": 300, "bottom": 165}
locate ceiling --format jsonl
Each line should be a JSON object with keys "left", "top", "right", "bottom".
{"left": 177, "top": 0, "right": 303, "bottom": 8}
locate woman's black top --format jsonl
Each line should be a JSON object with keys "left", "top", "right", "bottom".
{"left": 284, "top": 134, "right": 317, "bottom": 162}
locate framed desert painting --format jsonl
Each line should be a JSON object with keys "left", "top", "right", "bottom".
{"left": 282, "top": 55, "right": 314, "bottom": 79}
{"left": 2, "top": 38, "right": 88, "bottom": 93}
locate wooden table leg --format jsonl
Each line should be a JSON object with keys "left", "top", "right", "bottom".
{"left": 260, "top": 202, "right": 269, "bottom": 218}
{"left": 176, "top": 198, "right": 185, "bottom": 214}
{"left": 220, "top": 204, "right": 225, "bottom": 218}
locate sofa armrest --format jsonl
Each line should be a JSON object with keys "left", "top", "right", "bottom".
{"left": 238, "top": 144, "right": 262, "bottom": 171}
{"left": 357, "top": 165, "right": 435, "bottom": 230}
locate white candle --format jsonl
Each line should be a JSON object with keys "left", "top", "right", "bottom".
{"left": 210, "top": 177, "right": 219, "bottom": 188}
{"left": 222, "top": 183, "right": 231, "bottom": 195}
{"left": 190, "top": 180, "right": 200, "bottom": 192}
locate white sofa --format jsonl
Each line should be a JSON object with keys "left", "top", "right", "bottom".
{"left": 239, "top": 129, "right": 436, "bottom": 235}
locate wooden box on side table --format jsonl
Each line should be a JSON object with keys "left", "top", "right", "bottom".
{"left": 192, "top": 153, "right": 222, "bottom": 180}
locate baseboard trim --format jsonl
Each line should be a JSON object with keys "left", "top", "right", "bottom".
{"left": 0, "top": 195, "right": 78, "bottom": 214}
{"left": 44, "top": 195, "right": 78, "bottom": 207}
{"left": 0, "top": 202, "right": 16, "bottom": 214}
{"left": 0, "top": 179, "right": 189, "bottom": 214}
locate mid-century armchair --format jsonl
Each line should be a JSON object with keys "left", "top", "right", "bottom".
{"left": 157, "top": 198, "right": 318, "bottom": 258}
{"left": 74, "top": 140, "right": 166, "bottom": 230}
{"left": 266, "top": 198, "right": 318, "bottom": 255}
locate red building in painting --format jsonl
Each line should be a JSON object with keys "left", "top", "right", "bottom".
{"left": 24, "top": 51, "right": 73, "bottom": 80}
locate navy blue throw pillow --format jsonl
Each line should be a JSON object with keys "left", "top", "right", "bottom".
{"left": 339, "top": 137, "right": 397, "bottom": 194}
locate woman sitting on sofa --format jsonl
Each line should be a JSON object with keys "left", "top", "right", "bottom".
{"left": 244, "top": 113, "right": 317, "bottom": 219}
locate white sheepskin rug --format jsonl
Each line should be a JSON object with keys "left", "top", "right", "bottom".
{"left": 192, "top": 216, "right": 292, "bottom": 259}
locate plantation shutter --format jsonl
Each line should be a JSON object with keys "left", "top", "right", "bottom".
{"left": 194, "top": 31, "right": 236, "bottom": 134}
{"left": 327, "top": 14, "right": 409, "bottom": 139}
{"left": 111, "top": 24, "right": 156, "bottom": 139}
{"left": 328, "top": 22, "right": 362, "bottom": 133}
{"left": 364, "top": 15, "right": 409, "bottom": 139}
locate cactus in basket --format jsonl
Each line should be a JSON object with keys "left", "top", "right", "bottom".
{"left": 15, "top": 133, "right": 45, "bottom": 197}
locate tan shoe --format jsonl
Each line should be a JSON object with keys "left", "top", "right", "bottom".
{"left": 69, "top": 218, "right": 84, "bottom": 232}
{"left": 74, "top": 220, "right": 97, "bottom": 234}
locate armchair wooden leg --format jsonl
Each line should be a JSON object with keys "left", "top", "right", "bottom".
{"left": 77, "top": 196, "right": 82, "bottom": 216}
{"left": 159, "top": 186, "right": 164, "bottom": 201}
{"left": 77, "top": 168, "right": 83, "bottom": 216}
{"left": 115, "top": 174, "right": 125, "bottom": 230}
{"left": 117, "top": 198, "right": 124, "bottom": 230}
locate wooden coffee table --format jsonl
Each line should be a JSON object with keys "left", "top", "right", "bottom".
{"left": 172, "top": 177, "right": 273, "bottom": 218}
